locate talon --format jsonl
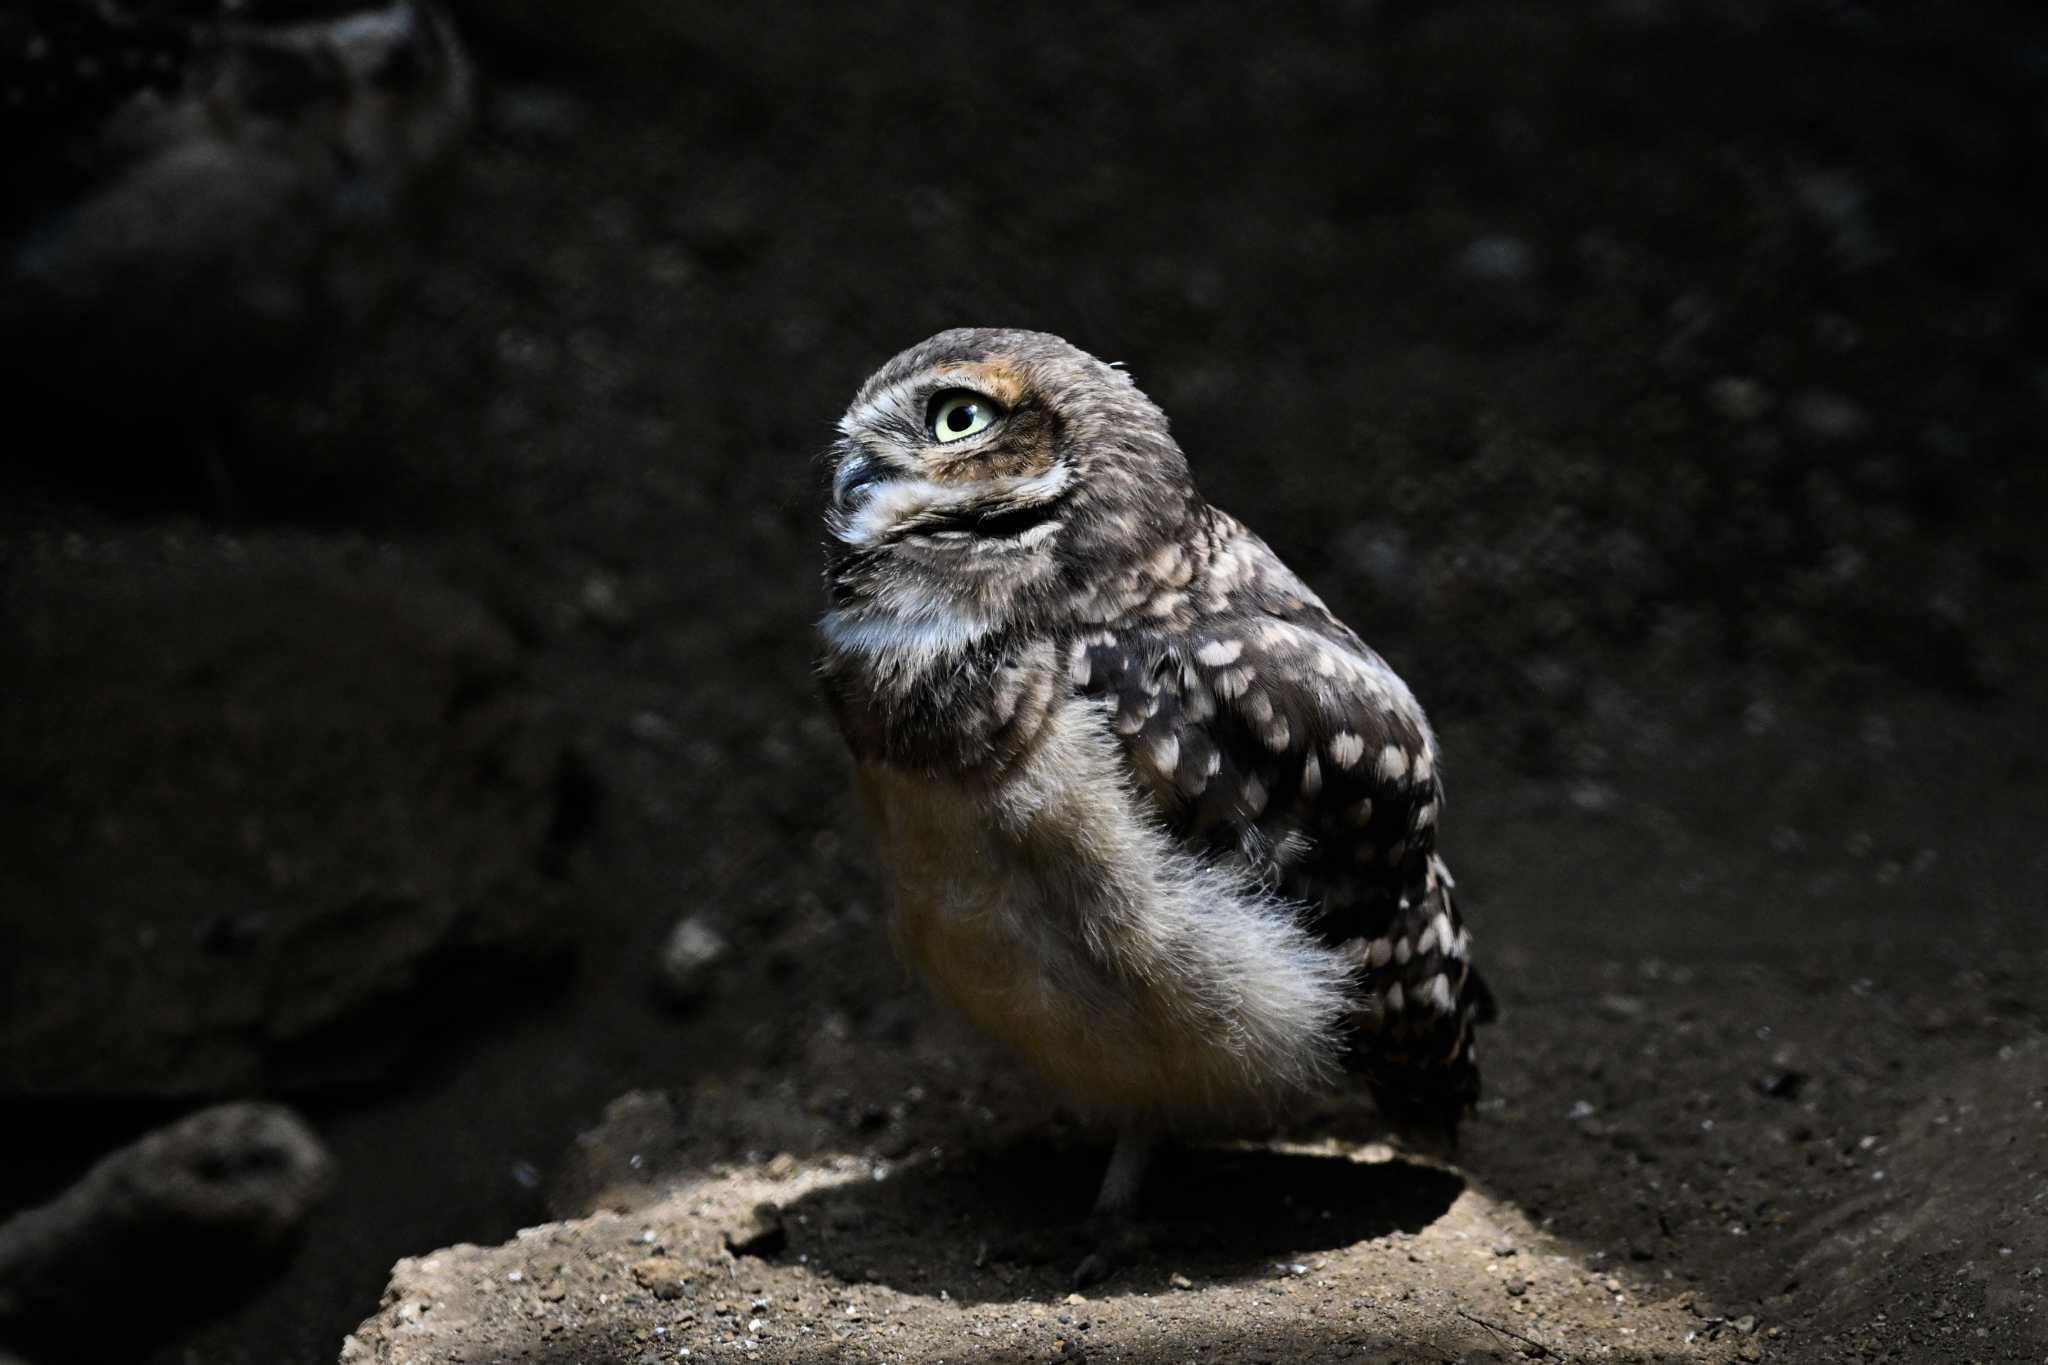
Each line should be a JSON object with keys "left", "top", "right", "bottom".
{"left": 1071, "top": 1215, "right": 1151, "bottom": 1288}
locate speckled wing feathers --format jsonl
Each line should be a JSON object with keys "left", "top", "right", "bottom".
{"left": 1074, "top": 525, "right": 1494, "bottom": 1131}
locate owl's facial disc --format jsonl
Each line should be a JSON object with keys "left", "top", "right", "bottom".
{"left": 831, "top": 387, "right": 1005, "bottom": 510}
{"left": 828, "top": 376, "right": 1071, "bottom": 558}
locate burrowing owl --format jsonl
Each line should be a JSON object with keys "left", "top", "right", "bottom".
{"left": 817, "top": 328, "right": 1493, "bottom": 1279}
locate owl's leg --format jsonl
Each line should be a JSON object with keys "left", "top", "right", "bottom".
{"left": 1091, "top": 1126, "right": 1156, "bottom": 1219}
{"left": 1073, "top": 1126, "right": 1157, "bottom": 1288}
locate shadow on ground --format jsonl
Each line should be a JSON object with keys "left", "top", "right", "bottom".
{"left": 779, "top": 1139, "right": 1466, "bottom": 1301}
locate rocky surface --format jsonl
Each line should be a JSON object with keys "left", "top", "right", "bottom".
{"left": 1, "top": 0, "right": 472, "bottom": 427}
{"left": 341, "top": 989, "right": 2046, "bottom": 1363}
{"left": 546, "top": 1091, "right": 691, "bottom": 1221}
{"left": 0, "top": 1103, "right": 330, "bottom": 1350}
{"left": 1787, "top": 1038, "right": 2048, "bottom": 1353}
{"left": 346, "top": 690, "right": 2048, "bottom": 1362}
{"left": 0, "top": 529, "right": 582, "bottom": 1099}
{"left": 342, "top": 1157, "right": 1650, "bottom": 1365}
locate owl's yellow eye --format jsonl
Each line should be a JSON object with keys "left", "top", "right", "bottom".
{"left": 928, "top": 391, "right": 1000, "bottom": 443}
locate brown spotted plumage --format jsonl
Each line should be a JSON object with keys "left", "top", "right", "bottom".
{"left": 1073, "top": 537, "right": 1496, "bottom": 1130}
{"left": 817, "top": 328, "right": 1494, "bottom": 1280}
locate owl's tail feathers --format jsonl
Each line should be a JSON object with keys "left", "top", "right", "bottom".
{"left": 1363, "top": 963, "right": 1498, "bottom": 1154}
{"left": 1464, "top": 961, "right": 1501, "bottom": 1025}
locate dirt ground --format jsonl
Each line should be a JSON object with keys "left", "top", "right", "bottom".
{"left": 329, "top": 698, "right": 2048, "bottom": 1364}
{"left": 2, "top": 3, "right": 2044, "bottom": 1363}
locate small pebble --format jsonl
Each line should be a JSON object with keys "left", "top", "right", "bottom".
{"left": 630, "top": 1257, "right": 688, "bottom": 1300}
{"left": 656, "top": 915, "right": 730, "bottom": 1008}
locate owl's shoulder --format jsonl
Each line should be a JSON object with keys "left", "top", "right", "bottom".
{"left": 1068, "top": 506, "right": 1445, "bottom": 898}
{"left": 1074, "top": 512, "right": 1436, "bottom": 786}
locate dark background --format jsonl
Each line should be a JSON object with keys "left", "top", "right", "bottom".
{"left": 2, "top": 3, "right": 2044, "bottom": 1362}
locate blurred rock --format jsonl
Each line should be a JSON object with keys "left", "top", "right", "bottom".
{"left": 0, "top": 1103, "right": 330, "bottom": 1333}
{"left": 675, "top": 193, "right": 767, "bottom": 269}
{"left": 0, "top": 530, "right": 581, "bottom": 1098}
{"left": 548, "top": 1091, "right": 687, "bottom": 1218}
{"left": 1793, "top": 168, "right": 1884, "bottom": 273}
{"left": 436, "top": 0, "right": 855, "bottom": 85}
{"left": 1442, "top": 234, "right": 1551, "bottom": 341}
{"left": 654, "top": 915, "right": 731, "bottom": 1010}
{"left": 1790, "top": 391, "right": 1872, "bottom": 445}
{"left": 1706, "top": 376, "right": 1775, "bottom": 423}
{"left": 576, "top": 571, "right": 637, "bottom": 633}
{"left": 0, "top": 0, "right": 472, "bottom": 424}
{"left": 1454, "top": 234, "right": 1538, "bottom": 285}
{"left": 1337, "top": 521, "right": 1416, "bottom": 600}
{"left": 485, "top": 83, "right": 590, "bottom": 146}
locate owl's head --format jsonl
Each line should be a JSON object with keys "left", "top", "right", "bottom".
{"left": 822, "top": 328, "right": 1202, "bottom": 641}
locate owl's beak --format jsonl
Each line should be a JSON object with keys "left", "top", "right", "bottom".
{"left": 831, "top": 451, "right": 892, "bottom": 510}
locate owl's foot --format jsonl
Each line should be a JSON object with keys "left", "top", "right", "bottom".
{"left": 1072, "top": 1213, "right": 1228, "bottom": 1288}
{"left": 1072, "top": 1126, "right": 1160, "bottom": 1287}
{"left": 986, "top": 1213, "right": 1216, "bottom": 1285}
{"left": 1072, "top": 1213, "right": 1150, "bottom": 1288}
